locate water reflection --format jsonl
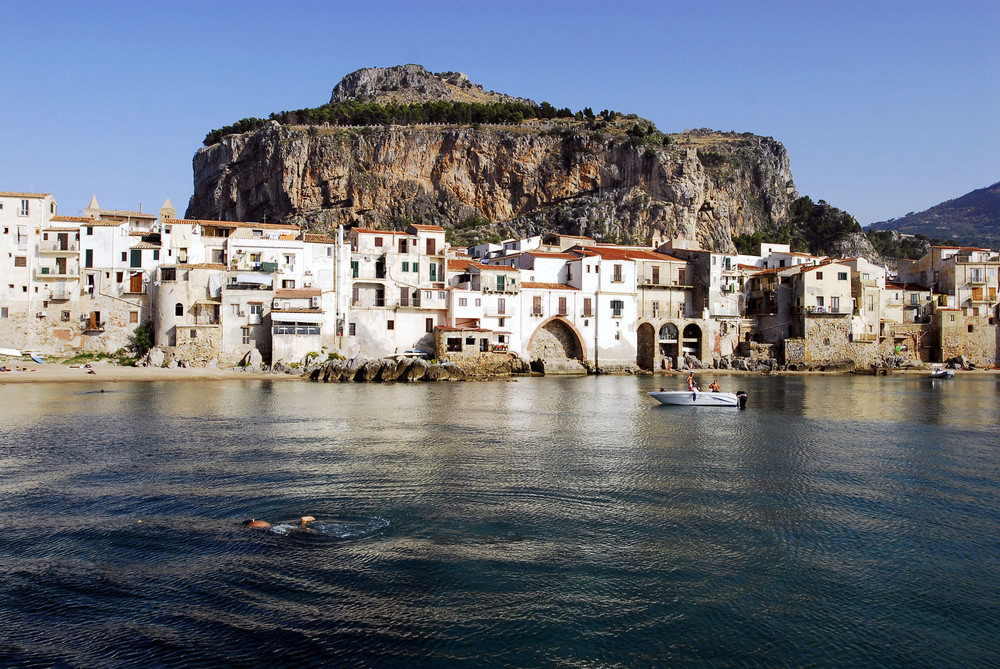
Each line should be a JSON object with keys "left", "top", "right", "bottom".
{"left": 0, "top": 374, "right": 998, "bottom": 667}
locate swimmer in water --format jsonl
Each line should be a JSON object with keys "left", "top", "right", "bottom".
{"left": 243, "top": 516, "right": 315, "bottom": 530}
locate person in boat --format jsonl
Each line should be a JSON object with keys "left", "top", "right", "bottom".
{"left": 686, "top": 372, "right": 698, "bottom": 391}
{"left": 709, "top": 379, "right": 721, "bottom": 392}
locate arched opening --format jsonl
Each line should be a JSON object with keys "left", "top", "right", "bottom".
{"left": 529, "top": 317, "right": 585, "bottom": 373}
{"left": 636, "top": 323, "right": 656, "bottom": 370}
{"left": 682, "top": 323, "right": 703, "bottom": 361}
{"left": 659, "top": 323, "right": 679, "bottom": 368}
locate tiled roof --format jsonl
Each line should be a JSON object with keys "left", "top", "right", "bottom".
{"left": 573, "top": 246, "right": 684, "bottom": 262}
{"left": 448, "top": 258, "right": 473, "bottom": 271}
{"left": 436, "top": 326, "right": 491, "bottom": 332}
{"left": 527, "top": 251, "right": 578, "bottom": 260}
{"left": 179, "top": 263, "right": 228, "bottom": 270}
{"left": 409, "top": 224, "right": 446, "bottom": 232}
{"left": 303, "top": 233, "right": 336, "bottom": 244}
{"left": 522, "top": 282, "right": 578, "bottom": 290}
{"left": 50, "top": 215, "right": 90, "bottom": 223}
{"left": 275, "top": 289, "right": 321, "bottom": 298}
{"left": 473, "top": 262, "right": 520, "bottom": 273}
{"left": 0, "top": 191, "right": 49, "bottom": 198}
{"left": 351, "top": 227, "right": 407, "bottom": 236}
{"left": 130, "top": 241, "right": 160, "bottom": 250}
{"left": 885, "top": 280, "right": 930, "bottom": 291}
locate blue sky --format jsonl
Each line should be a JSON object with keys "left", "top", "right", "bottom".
{"left": 3, "top": 0, "right": 997, "bottom": 226}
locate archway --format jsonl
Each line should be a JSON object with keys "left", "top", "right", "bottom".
{"left": 636, "top": 322, "right": 656, "bottom": 371}
{"left": 682, "top": 323, "right": 703, "bottom": 361}
{"left": 659, "top": 323, "right": 679, "bottom": 367}
{"left": 528, "top": 317, "right": 585, "bottom": 372}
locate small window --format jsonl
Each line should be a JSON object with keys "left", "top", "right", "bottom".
{"left": 242, "top": 327, "right": 251, "bottom": 344}
{"left": 14, "top": 257, "right": 26, "bottom": 268}
{"left": 968, "top": 324, "right": 974, "bottom": 333}
{"left": 838, "top": 272, "right": 848, "bottom": 280}
{"left": 121, "top": 252, "right": 127, "bottom": 262}
{"left": 475, "top": 298, "right": 481, "bottom": 306}
{"left": 425, "top": 318, "right": 433, "bottom": 333}
{"left": 62, "top": 311, "right": 71, "bottom": 321}
{"left": 610, "top": 299, "right": 624, "bottom": 317}
{"left": 613, "top": 264, "right": 623, "bottom": 282}
{"left": 190, "top": 329, "right": 198, "bottom": 339}
{"left": 19, "top": 200, "right": 29, "bottom": 216}
{"left": 349, "top": 322, "right": 357, "bottom": 336}
{"left": 816, "top": 272, "right": 823, "bottom": 280}
{"left": 129, "top": 311, "right": 139, "bottom": 323}
{"left": 387, "top": 320, "right": 394, "bottom": 330}
{"left": 1, "top": 307, "right": 8, "bottom": 318}
{"left": 175, "top": 303, "right": 183, "bottom": 316}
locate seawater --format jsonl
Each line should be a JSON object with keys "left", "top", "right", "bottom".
{"left": 0, "top": 374, "right": 998, "bottom": 667}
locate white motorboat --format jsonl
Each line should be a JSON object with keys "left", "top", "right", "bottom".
{"left": 0, "top": 347, "right": 23, "bottom": 357}
{"left": 648, "top": 389, "right": 748, "bottom": 408}
{"left": 928, "top": 364, "right": 955, "bottom": 379}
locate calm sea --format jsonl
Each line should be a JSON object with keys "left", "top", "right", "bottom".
{"left": 0, "top": 374, "right": 998, "bottom": 667}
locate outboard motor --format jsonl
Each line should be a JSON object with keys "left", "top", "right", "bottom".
{"left": 736, "top": 390, "right": 748, "bottom": 409}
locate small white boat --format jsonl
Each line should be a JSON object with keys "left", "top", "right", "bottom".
{"left": 648, "top": 389, "right": 748, "bottom": 408}
{"left": 928, "top": 365, "right": 955, "bottom": 379}
{"left": 0, "top": 347, "right": 23, "bottom": 357}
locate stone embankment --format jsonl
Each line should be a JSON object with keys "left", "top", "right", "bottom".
{"left": 308, "top": 352, "right": 532, "bottom": 383}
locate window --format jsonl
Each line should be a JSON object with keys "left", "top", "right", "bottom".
{"left": 282, "top": 280, "right": 295, "bottom": 289}
{"left": 121, "top": 252, "right": 127, "bottom": 262}
{"left": 153, "top": 250, "right": 159, "bottom": 260}
{"left": 838, "top": 272, "right": 848, "bottom": 280}
{"left": 652, "top": 300, "right": 659, "bottom": 317}
{"left": 190, "top": 329, "right": 198, "bottom": 339}
{"left": 652, "top": 266, "right": 660, "bottom": 284}
{"left": 438, "top": 291, "right": 446, "bottom": 299}
{"left": 867, "top": 295, "right": 875, "bottom": 311}
{"left": 63, "top": 311, "right": 72, "bottom": 322}
{"left": 0, "top": 308, "right": 7, "bottom": 318}
{"left": 583, "top": 298, "right": 593, "bottom": 317}
{"left": 447, "top": 338, "right": 462, "bottom": 352}
{"left": 349, "top": 322, "right": 357, "bottom": 336}
{"left": 19, "top": 200, "right": 29, "bottom": 216}
{"left": 816, "top": 296, "right": 825, "bottom": 307}
{"left": 910, "top": 293, "right": 919, "bottom": 305}
{"left": 351, "top": 260, "right": 359, "bottom": 278}
{"left": 831, "top": 296, "right": 840, "bottom": 311}
{"left": 498, "top": 298, "right": 506, "bottom": 315}
{"left": 242, "top": 327, "right": 251, "bottom": 344}
{"left": 425, "top": 318, "right": 433, "bottom": 333}
{"left": 968, "top": 324, "right": 974, "bottom": 333}
{"left": 116, "top": 272, "right": 124, "bottom": 283}
{"left": 249, "top": 303, "right": 263, "bottom": 324}
{"left": 475, "top": 298, "right": 481, "bottom": 306}
{"left": 429, "top": 263, "right": 437, "bottom": 282}
{"left": 816, "top": 271, "right": 823, "bottom": 280}
{"left": 424, "top": 291, "right": 432, "bottom": 300}
{"left": 532, "top": 295, "right": 542, "bottom": 316}
{"left": 175, "top": 303, "right": 183, "bottom": 316}
{"left": 14, "top": 257, "right": 26, "bottom": 268}
{"left": 558, "top": 296, "right": 567, "bottom": 315}
{"left": 161, "top": 267, "right": 176, "bottom": 281}
{"left": 459, "top": 297, "right": 467, "bottom": 307}
{"left": 949, "top": 314, "right": 955, "bottom": 322}
{"left": 613, "top": 264, "right": 623, "bottom": 282}
{"left": 375, "top": 237, "right": 383, "bottom": 247}
{"left": 402, "top": 261, "right": 409, "bottom": 272}
{"left": 498, "top": 317, "right": 505, "bottom": 327}
{"left": 610, "top": 299, "right": 624, "bottom": 317}
{"left": 398, "top": 239, "right": 407, "bottom": 253}
{"left": 426, "top": 238, "right": 436, "bottom": 255}
{"left": 387, "top": 320, "right": 394, "bottom": 330}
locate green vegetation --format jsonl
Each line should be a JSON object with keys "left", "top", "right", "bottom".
{"left": 866, "top": 230, "right": 955, "bottom": 260}
{"left": 733, "top": 196, "right": 861, "bottom": 256}
{"left": 60, "top": 349, "right": 136, "bottom": 367}
{"left": 203, "top": 100, "right": 644, "bottom": 146}
{"left": 131, "top": 321, "right": 153, "bottom": 357}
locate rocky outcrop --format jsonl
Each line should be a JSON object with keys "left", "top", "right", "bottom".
{"left": 329, "top": 64, "right": 534, "bottom": 107}
{"left": 187, "top": 67, "right": 798, "bottom": 252}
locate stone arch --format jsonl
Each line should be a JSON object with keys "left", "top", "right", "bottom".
{"left": 682, "top": 323, "right": 703, "bottom": 360}
{"left": 659, "top": 322, "right": 680, "bottom": 367}
{"left": 636, "top": 322, "right": 656, "bottom": 370}
{"left": 528, "top": 316, "right": 586, "bottom": 364}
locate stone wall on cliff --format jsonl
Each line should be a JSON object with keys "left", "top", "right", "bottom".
{"left": 187, "top": 123, "right": 797, "bottom": 253}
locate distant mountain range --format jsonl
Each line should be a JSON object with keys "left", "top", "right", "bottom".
{"left": 866, "top": 181, "right": 1000, "bottom": 249}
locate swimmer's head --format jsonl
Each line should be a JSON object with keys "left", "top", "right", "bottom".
{"left": 300, "top": 515, "right": 316, "bottom": 526}
{"left": 243, "top": 518, "right": 271, "bottom": 529}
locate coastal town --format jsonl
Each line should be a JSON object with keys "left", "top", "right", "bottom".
{"left": 2, "top": 190, "right": 998, "bottom": 374}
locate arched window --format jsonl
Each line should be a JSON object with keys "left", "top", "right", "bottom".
{"left": 175, "top": 303, "right": 183, "bottom": 317}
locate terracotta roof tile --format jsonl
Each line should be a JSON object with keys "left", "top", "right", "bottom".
{"left": 50, "top": 215, "right": 90, "bottom": 223}
{"left": 0, "top": 191, "right": 50, "bottom": 198}
{"left": 522, "top": 282, "right": 578, "bottom": 290}
{"left": 275, "top": 289, "right": 321, "bottom": 298}
{"left": 303, "top": 233, "right": 336, "bottom": 244}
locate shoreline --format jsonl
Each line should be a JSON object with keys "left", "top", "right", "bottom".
{"left": 2, "top": 361, "right": 996, "bottom": 385}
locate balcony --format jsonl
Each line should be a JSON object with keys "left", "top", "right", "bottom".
{"left": 34, "top": 267, "right": 80, "bottom": 280}
{"left": 48, "top": 287, "right": 73, "bottom": 301}
{"left": 485, "top": 305, "right": 514, "bottom": 318}
{"left": 39, "top": 240, "right": 80, "bottom": 253}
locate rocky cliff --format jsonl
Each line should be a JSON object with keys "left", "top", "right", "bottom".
{"left": 187, "top": 67, "right": 798, "bottom": 251}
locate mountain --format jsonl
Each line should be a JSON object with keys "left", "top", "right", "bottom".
{"left": 186, "top": 65, "right": 799, "bottom": 251}
{"left": 866, "top": 181, "right": 1000, "bottom": 249}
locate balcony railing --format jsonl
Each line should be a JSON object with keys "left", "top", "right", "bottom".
{"left": 34, "top": 268, "right": 80, "bottom": 279}
{"left": 39, "top": 241, "right": 80, "bottom": 253}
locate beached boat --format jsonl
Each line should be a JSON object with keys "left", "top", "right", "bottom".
{"left": 928, "top": 364, "right": 955, "bottom": 379}
{"left": 648, "top": 389, "right": 748, "bottom": 408}
{"left": 0, "top": 347, "right": 23, "bottom": 357}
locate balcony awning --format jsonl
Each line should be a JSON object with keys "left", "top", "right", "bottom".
{"left": 270, "top": 311, "right": 324, "bottom": 324}
{"left": 235, "top": 273, "right": 273, "bottom": 286}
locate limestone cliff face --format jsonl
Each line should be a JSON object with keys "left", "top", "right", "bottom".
{"left": 187, "top": 122, "right": 797, "bottom": 252}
